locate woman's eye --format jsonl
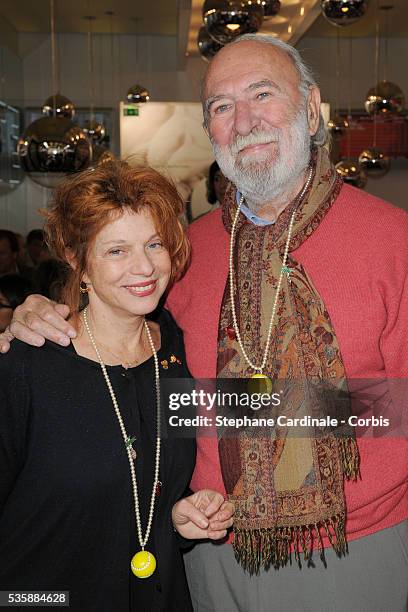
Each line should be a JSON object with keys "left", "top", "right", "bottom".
{"left": 148, "top": 241, "right": 164, "bottom": 250}
{"left": 108, "top": 249, "right": 124, "bottom": 256}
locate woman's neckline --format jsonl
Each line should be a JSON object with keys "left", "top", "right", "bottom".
{"left": 44, "top": 309, "right": 170, "bottom": 372}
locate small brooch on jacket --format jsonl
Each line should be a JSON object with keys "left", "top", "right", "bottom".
{"left": 161, "top": 354, "right": 182, "bottom": 370}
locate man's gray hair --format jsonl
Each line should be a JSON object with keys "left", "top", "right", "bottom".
{"left": 202, "top": 33, "right": 327, "bottom": 146}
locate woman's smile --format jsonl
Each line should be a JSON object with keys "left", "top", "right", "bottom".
{"left": 123, "top": 281, "right": 158, "bottom": 297}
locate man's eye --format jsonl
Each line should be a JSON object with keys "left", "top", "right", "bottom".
{"left": 214, "top": 104, "right": 230, "bottom": 114}
{"left": 257, "top": 91, "right": 271, "bottom": 100}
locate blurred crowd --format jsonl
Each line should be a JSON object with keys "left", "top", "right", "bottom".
{"left": 0, "top": 228, "right": 67, "bottom": 332}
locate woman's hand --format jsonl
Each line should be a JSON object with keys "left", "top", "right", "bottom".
{"left": 0, "top": 295, "right": 75, "bottom": 353}
{"left": 172, "top": 489, "right": 234, "bottom": 540}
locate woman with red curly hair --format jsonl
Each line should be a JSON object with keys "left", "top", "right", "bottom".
{"left": 0, "top": 161, "right": 233, "bottom": 611}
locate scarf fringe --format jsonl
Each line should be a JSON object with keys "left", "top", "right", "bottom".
{"left": 233, "top": 513, "right": 348, "bottom": 575}
{"left": 339, "top": 437, "right": 360, "bottom": 480}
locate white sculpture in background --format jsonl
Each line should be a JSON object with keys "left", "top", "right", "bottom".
{"left": 120, "top": 102, "right": 215, "bottom": 219}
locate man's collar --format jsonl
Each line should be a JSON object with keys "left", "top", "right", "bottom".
{"left": 236, "top": 191, "right": 275, "bottom": 226}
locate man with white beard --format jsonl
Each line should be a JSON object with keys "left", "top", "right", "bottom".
{"left": 1, "top": 35, "right": 407, "bottom": 611}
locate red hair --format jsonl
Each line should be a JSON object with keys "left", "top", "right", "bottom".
{"left": 44, "top": 160, "right": 190, "bottom": 315}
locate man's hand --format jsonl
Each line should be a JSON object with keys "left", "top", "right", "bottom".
{"left": 0, "top": 327, "right": 14, "bottom": 354}
{"left": 0, "top": 295, "right": 76, "bottom": 354}
{"left": 172, "top": 489, "right": 234, "bottom": 540}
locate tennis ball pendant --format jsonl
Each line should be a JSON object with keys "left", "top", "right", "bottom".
{"left": 249, "top": 373, "right": 273, "bottom": 394}
{"left": 131, "top": 550, "right": 157, "bottom": 578}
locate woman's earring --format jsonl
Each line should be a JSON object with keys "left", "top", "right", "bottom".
{"left": 80, "top": 281, "right": 90, "bottom": 294}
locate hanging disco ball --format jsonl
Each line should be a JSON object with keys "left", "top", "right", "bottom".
{"left": 198, "top": 25, "right": 224, "bottom": 61}
{"left": 335, "top": 159, "right": 367, "bottom": 189}
{"left": 203, "top": 0, "right": 264, "bottom": 45}
{"left": 90, "top": 146, "right": 115, "bottom": 167}
{"left": 260, "top": 0, "right": 281, "bottom": 17}
{"left": 17, "top": 116, "right": 92, "bottom": 188}
{"left": 358, "top": 148, "right": 390, "bottom": 178}
{"left": 83, "top": 120, "right": 106, "bottom": 145}
{"left": 328, "top": 115, "right": 349, "bottom": 136}
{"left": 86, "top": 147, "right": 115, "bottom": 171}
{"left": 321, "top": 0, "right": 368, "bottom": 27}
{"left": 364, "top": 81, "right": 405, "bottom": 115}
{"left": 42, "top": 94, "right": 75, "bottom": 119}
{"left": 126, "top": 84, "right": 150, "bottom": 104}
{"left": 93, "top": 149, "right": 115, "bottom": 165}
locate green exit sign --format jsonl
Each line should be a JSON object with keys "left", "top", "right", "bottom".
{"left": 124, "top": 106, "right": 139, "bottom": 116}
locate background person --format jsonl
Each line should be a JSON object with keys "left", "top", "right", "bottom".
{"left": 26, "top": 229, "right": 51, "bottom": 268}
{"left": 0, "top": 230, "right": 35, "bottom": 283}
{"left": 35, "top": 258, "right": 68, "bottom": 302}
{"left": 206, "top": 161, "right": 229, "bottom": 210}
{"left": 191, "top": 161, "right": 229, "bottom": 220}
{"left": 14, "top": 233, "right": 31, "bottom": 269}
{"left": 0, "top": 230, "right": 19, "bottom": 277}
{"left": 0, "top": 274, "right": 34, "bottom": 332}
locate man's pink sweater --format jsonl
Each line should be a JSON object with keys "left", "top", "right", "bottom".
{"left": 167, "top": 183, "right": 408, "bottom": 544}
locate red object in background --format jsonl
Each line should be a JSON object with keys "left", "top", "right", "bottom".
{"left": 339, "top": 113, "right": 408, "bottom": 158}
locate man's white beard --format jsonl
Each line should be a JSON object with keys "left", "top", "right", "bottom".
{"left": 211, "top": 107, "right": 312, "bottom": 212}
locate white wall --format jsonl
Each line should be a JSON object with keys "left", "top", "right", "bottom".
{"left": 21, "top": 32, "right": 205, "bottom": 108}
{"left": 360, "top": 158, "right": 408, "bottom": 212}
{"left": 0, "top": 181, "right": 48, "bottom": 235}
{"left": 298, "top": 36, "right": 408, "bottom": 111}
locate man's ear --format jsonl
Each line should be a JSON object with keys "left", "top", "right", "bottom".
{"left": 307, "top": 85, "right": 321, "bottom": 137}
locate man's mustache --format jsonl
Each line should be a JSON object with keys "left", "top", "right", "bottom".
{"left": 229, "top": 130, "right": 281, "bottom": 156}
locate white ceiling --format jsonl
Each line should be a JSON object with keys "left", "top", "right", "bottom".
{"left": 0, "top": 0, "right": 178, "bottom": 35}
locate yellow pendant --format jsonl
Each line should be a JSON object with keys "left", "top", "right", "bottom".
{"left": 131, "top": 550, "right": 157, "bottom": 578}
{"left": 248, "top": 373, "right": 273, "bottom": 395}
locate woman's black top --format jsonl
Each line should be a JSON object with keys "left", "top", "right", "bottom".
{"left": 0, "top": 309, "right": 196, "bottom": 611}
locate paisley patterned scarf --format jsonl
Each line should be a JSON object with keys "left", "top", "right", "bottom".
{"left": 217, "top": 146, "right": 359, "bottom": 573}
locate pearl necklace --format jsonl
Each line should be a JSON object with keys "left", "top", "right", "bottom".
{"left": 83, "top": 306, "right": 160, "bottom": 579}
{"left": 229, "top": 166, "right": 314, "bottom": 375}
